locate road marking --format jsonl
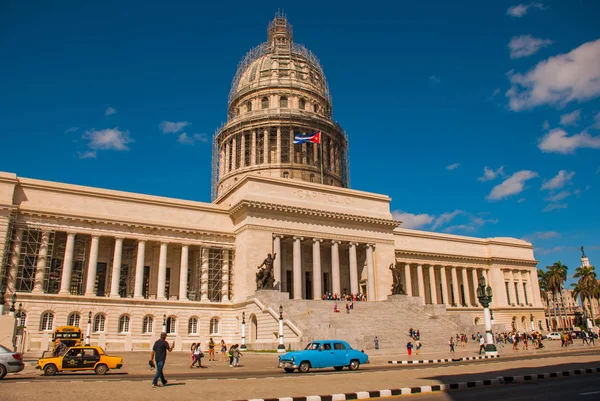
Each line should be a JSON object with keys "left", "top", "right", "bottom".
{"left": 580, "top": 390, "right": 600, "bottom": 395}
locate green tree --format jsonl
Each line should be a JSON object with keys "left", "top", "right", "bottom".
{"left": 573, "top": 265, "right": 599, "bottom": 323}
{"left": 546, "top": 261, "right": 569, "bottom": 330}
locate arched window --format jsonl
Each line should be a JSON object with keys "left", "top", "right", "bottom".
{"left": 118, "top": 315, "right": 130, "bottom": 334}
{"left": 166, "top": 316, "right": 176, "bottom": 334}
{"left": 299, "top": 98, "right": 306, "bottom": 110}
{"left": 282, "top": 171, "right": 289, "bottom": 179}
{"left": 67, "top": 312, "right": 80, "bottom": 327}
{"left": 209, "top": 317, "right": 220, "bottom": 335}
{"left": 261, "top": 97, "right": 269, "bottom": 109}
{"left": 17, "top": 312, "right": 27, "bottom": 328}
{"left": 246, "top": 100, "right": 252, "bottom": 112}
{"left": 93, "top": 314, "right": 106, "bottom": 332}
{"left": 40, "top": 312, "right": 54, "bottom": 331}
{"left": 142, "top": 315, "right": 154, "bottom": 334}
{"left": 188, "top": 317, "right": 198, "bottom": 335}
{"left": 280, "top": 96, "right": 288, "bottom": 108}
{"left": 313, "top": 104, "right": 319, "bottom": 113}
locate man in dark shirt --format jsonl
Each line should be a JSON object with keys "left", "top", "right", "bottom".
{"left": 151, "top": 332, "right": 173, "bottom": 387}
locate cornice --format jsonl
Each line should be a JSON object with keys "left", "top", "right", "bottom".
{"left": 395, "top": 250, "right": 538, "bottom": 267}
{"left": 394, "top": 228, "right": 534, "bottom": 249}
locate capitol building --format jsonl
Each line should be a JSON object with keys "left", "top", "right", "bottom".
{"left": 0, "top": 15, "right": 544, "bottom": 352}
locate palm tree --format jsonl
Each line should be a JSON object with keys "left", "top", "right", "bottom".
{"left": 538, "top": 269, "right": 552, "bottom": 329}
{"left": 546, "top": 261, "right": 568, "bottom": 330}
{"left": 573, "top": 265, "right": 599, "bottom": 323}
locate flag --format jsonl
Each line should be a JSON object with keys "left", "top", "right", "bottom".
{"left": 293, "top": 131, "right": 321, "bottom": 144}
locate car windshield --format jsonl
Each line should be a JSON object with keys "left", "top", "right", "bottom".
{"left": 304, "top": 342, "right": 320, "bottom": 350}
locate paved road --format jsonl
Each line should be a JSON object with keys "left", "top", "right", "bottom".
{"left": 384, "top": 374, "right": 600, "bottom": 400}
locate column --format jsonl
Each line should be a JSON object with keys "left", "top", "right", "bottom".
{"left": 471, "top": 268, "right": 479, "bottom": 306}
{"left": 109, "top": 237, "right": 124, "bottom": 298}
{"left": 301, "top": 142, "right": 307, "bottom": 164}
{"left": 312, "top": 239, "right": 322, "bottom": 300}
{"left": 451, "top": 266, "right": 459, "bottom": 306}
{"left": 517, "top": 271, "right": 526, "bottom": 306}
{"left": 222, "top": 249, "right": 229, "bottom": 302}
{"left": 224, "top": 141, "right": 230, "bottom": 174}
{"left": 461, "top": 267, "right": 471, "bottom": 306}
{"left": 201, "top": 248, "right": 209, "bottom": 301}
{"left": 529, "top": 268, "right": 542, "bottom": 307}
{"left": 276, "top": 127, "right": 282, "bottom": 163}
{"left": 526, "top": 270, "right": 535, "bottom": 306}
{"left": 84, "top": 235, "right": 100, "bottom": 296}
{"left": 273, "top": 235, "right": 282, "bottom": 287}
{"left": 59, "top": 232, "right": 76, "bottom": 295}
{"left": 331, "top": 240, "right": 341, "bottom": 296}
{"left": 293, "top": 237, "right": 303, "bottom": 299}
{"left": 289, "top": 127, "right": 295, "bottom": 164}
{"left": 7, "top": 228, "right": 24, "bottom": 294}
{"left": 416, "top": 264, "right": 425, "bottom": 301}
{"left": 366, "top": 244, "right": 375, "bottom": 301}
{"left": 33, "top": 231, "right": 50, "bottom": 293}
{"left": 231, "top": 136, "right": 237, "bottom": 171}
{"left": 404, "top": 263, "right": 412, "bottom": 296}
{"left": 240, "top": 133, "right": 246, "bottom": 168}
{"left": 263, "top": 129, "right": 269, "bottom": 164}
{"left": 157, "top": 242, "right": 168, "bottom": 301}
{"left": 349, "top": 243, "right": 358, "bottom": 295}
{"left": 178, "top": 245, "right": 189, "bottom": 301}
{"left": 251, "top": 130, "right": 257, "bottom": 165}
{"left": 133, "top": 240, "right": 146, "bottom": 299}
{"left": 329, "top": 139, "right": 334, "bottom": 170}
{"left": 219, "top": 147, "right": 225, "bottom": 177}
{"left": 439, "top": 266, "right": 449, "bottom": 305}
{"left": 428, "top": 265, "right": 437, "bottom": 304}
{"left": 507, "top": 271, "right": 516, "bottom": 306}
{"left": 488, "top": 267, "right": 507, "bottom": 306}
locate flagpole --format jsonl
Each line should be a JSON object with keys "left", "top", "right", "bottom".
{"left": 320, "top": 133, "right": 324, "bottom": 184}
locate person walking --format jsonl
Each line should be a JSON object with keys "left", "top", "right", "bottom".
{"left": 228, "top": 345, "right": 235, "bottom": 367}
{"left": 190, "top": 343, "right": 204, "bottom": 368}
{"left": 406, "top": 341, "right": 413, "bottom": 356}
{"left": 150, "top": 332, "right": 173, "bottom": 388}
{"left": 415, "top": 339, "right": 421, "bottom": 355}
{"left": 208, "top": 337, "right": 216, "bottom": 361}
{"left": 233, "top": 344, "right": 242, "bottom": 367}
{"left": 449, "top": 337, "right": 455, "bottom": 353}
{"left": 374, "top": 336, "right": 379, "bottom": 350}
{"left": 220, "top": 340, "right": 228, "bottom": 361}
{"left": 478, "top": 336, "right": 485, "bottom": 355}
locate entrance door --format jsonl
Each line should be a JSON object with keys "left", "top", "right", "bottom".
{"left": 305, "top": 272, "right": 312, "bottom": 299}
{"left": 286, "top": 270, "right": 293, "bottom": 295}
{"left": 323, "top": 273, "right": 330, "bottom": 294}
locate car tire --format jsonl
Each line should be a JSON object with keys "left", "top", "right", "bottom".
{"left": 334, "top": 366, "right": 344, "bottom": 371}
{"left": 95, "top": 364, "right": 109, "bottom": 375}
{"left": 44, "top": 364, "right": 58, "bottom": 376}
{"left": 0, "top": 364, "right": 7, "bottom": 380}
{"left": 284, "top": 368, "right": 295, "bottom": 373}
{"left": 298, "top": 361, "right": 310, "bottom": 373}
{"left": 348, "top": 360, "right": 360, "bottom": 371}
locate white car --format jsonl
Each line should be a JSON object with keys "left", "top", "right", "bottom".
{"left": 546, "top": 332, "right": 561, "bottom": 340}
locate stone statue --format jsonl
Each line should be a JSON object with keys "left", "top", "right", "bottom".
{"left": 256, "top": 253, "right": 277, "bottom": 290}
{"left": 389, "top": 262, "right": 405, "bottom": 295}
{"left": 581, "top": 246, "right": 586, "bottom": 258}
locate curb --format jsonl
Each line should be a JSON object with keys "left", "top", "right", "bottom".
{"left": 231, "top": 367, "right": 600, "bottom": 401}
{"left": 388, "top": 354, "right": 500, "bottom": 364}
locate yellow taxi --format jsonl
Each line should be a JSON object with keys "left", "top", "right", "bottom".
{"left": 37, "top": 346, "right": 123, "bottom": 376}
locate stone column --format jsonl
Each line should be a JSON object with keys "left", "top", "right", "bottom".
{"left": 273, "top": 235, "right": 282, "bottom": 287}
{"left": 240, "top": 133, "right": 246, "bottom": 168}
{"left": 201, "top": 248, "right": 209, "bottom": 301}
{"left": 366, "top": 244, "right": 376, "bottom": 301}
{"left": 439, "top": 266, "right": 449, "bottom": 305}
{"left": 59, "top": 232, "right": 76, "bottom": 295}
{"left": 290, "top": 127, "right": 295, "bottom": 163}
{"left": 222, "top": 249, "right": 229, "bottom": 301}
{"left": 293, "top": 237, "right": 303, "bottom": 300}
{"left": 263, "top": 129, "right": 269, "bottom": 164}
{"left": 529, "top": 268, "right": 542, "bottom": 307}
{"left": 179, "top": 245, "right": 189, "bottom": 301}
{"left": 157, "top": 242, "right": 168, "bottom": 301}
{"left": 301, "top": 142, "right": 307, "bottom": 164}
{"left": 84, "top": 235, "right": 100, "bottom": 296}
{"left": 526, "top": 270, "right": 535, "bottom": 306}
{"left": 517, "top": 271, "right": 526, "bottom": 306}
{"left": 133, "top": 240, "right": 146, "bottom": 299}
{"left": 33, "top": 231, "right": 50, "bottom": 293}
{"left": 471, "top": 268, "right": 479, "bottom": 306}
{"left": 312, "top": 238, "right": 322, "bottom": 300}
{"left": 461, "top": 267, "right": 471, "bottom": 306}
{"left": 109, "top": 237, "right": 124, "bottom": 298}
{"left": 451, "top": 266, "right": 459, "bottom": 306}
{"left": 404, "top": 263, "right": 412, "bottom": 296}
{"left": 428, "top": 265, "right": 438, "bottom": 304}
{"left": 416, "top": 264, "right": 425, "bottom": 301}
{"left": 276, "top": 127, "right": 282, "bottom": 163}
{"left": 349, "top": 243, "right": 359, "bottom": 295}
{"left": 6, "top": 228, "right": 24, "bottom": 294}
{"left": 219, "top": 147, "right": 225, "bottom": 178}
{"left": 224, "top": 141, "right": 230, "bottom": 174}
{"left": 251, "top": 130, "right": 257, "bottom": 165}
{"left": 231, "top": 136, "right": 237, "bottom": 171}
{"left": 331, "top": 240, "right": 341, "bottom": 296}
{"left": 329, "top": 139, "right": 334, "bottom": 171}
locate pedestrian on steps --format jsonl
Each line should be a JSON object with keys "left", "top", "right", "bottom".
{"left": 478, "top": 336, "right": 485, "bottom": 354}
{"left": 374, "top": 336, "right": 379, "bottom": 350}
{"left": 406, "top": 341, "right": 413, "bottom": 356}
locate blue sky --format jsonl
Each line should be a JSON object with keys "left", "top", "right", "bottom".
{"left": 1, "top": 1, "right": 599, "bottom": 285}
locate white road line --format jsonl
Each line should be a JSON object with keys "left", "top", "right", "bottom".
{"left": 580, "top": 390, "right": 600, "bottom": 396}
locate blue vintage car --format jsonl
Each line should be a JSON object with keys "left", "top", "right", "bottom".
{"left": 278, "top": 340, "right": 369, "bottom": 373}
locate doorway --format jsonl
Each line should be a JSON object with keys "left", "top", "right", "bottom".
{"left": 286, "top": 270, "right": 293, "bottom": 295}
{"left": 305, "top": 272, "right": 312, "bottom": 299}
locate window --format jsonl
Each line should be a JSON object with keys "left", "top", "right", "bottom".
{"left": 299, "top": 98, "right": 306, "bottom": 110}
{"left": 523, "top": 283, "right": 529, "bottom": 305}
{"left": 514, "top": 282, "right": 520, "bottom": 305}
{"left": 188, "top": 317, "right": 198, "bottom": 335}
{"left": 166, "top": 316, "right": 176, "bottom": 334}
{"left": 142, "top": 315, "right": 154, "bottom": 334}
{"left": 118, "top": 315, "right": 130, "bottom": 334}
{"left": 209, "top": 317, "right": 220, "bottom": 335}
{"left": 280, "top": 96, "right": 288, "bottom": 108}
{"left": 246, "top": 100, "right": 252, "bottom": 112}
{"left": 93, "top": 314, "right": 105, "bottom": 332}
{"left": 505, "top": 282, "right": 511, "bottom": 304}
{"left": 282, "top": 171, "right": 289, "bottom": 178}
{"left": 313, "top": 104, "right": 319, "bottom": 113}
{"left": 67, "top": 313, "right": 80, "bottom": 327}
{"left": 261, "top": 97, "right": 269, "bottom": 109}
{"left": 17, "top": 312, "right": 27, "bottom": 328}
{"left": 321, "top": 343, "right": 331, "bottom": 350}
{"left": 333, "top": 342, "right": 347, "bottom": 350}
{"left": 40, "top": 312, "right": 54, "bottom": 331}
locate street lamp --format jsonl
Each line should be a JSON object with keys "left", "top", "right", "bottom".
{"left": 476, "top": 275, "right": 498, "bottom": 356}
{"left": 15, "top": 303, "right": 23, "bottom": 353}
{"left": 277, "top": 305, "right": 285, "bottom": 352}
{"left": 530, "top": 314, "right": 535, "bottom": 332}
{"left": 240, "top": 312, "right": 247, "bottom": 351}
{"left": 162, "top": 314, "right": 167, "bottom": 333}
{"left": 0, "top": 284, "right": 6, "bottom": 315}
{"left": 86, "top": 311, "right": 92, "bottom": 345}
{"left": 9, "top": 293, "right": 16, "bottom": 317}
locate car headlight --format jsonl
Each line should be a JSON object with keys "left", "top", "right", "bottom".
{"left": 291, "top": 356, "right": 294, "bottom": 363}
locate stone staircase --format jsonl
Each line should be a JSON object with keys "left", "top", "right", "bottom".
{"left": 254, "top": 292, "right": 477, "bottom": 352}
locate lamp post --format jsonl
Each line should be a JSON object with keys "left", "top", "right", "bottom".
{"left": 277, "top": 305, "right": 285, "bottom": 352}
{"left": 476, "top": 275, "right": 498, "bottom": 355}
{"left": 15, "top": 303, "right": 23, "bottom": 353}
{"left": 530, "top": 314, "right": 535, "bottom": 332}
{"left": 0, "top": 284, "right": 6, "bottom": 315}
{"left": 9, "top": 293, "right": 17, "bottom": 317}
{"left": 86, "top": 311, "right": 92, "bottom": 345}
{"left": 162, "top": 314, "right": 167, "bottom": 333}
{"left": 240, "top": 312, "right": 247, "bottom": 351}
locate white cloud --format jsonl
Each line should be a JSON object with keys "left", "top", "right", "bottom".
{"left": 432, "top": 210, "right": 463, "bottom": 230}
{"left": 177, "top": 133, "right": 209, "bottom": 145}
{"left": 594, "top": 111, "right": 600, "bottom": 128}
{"left": 507, "top": 39, "right": 600, "bottom": 111}
{"left": 508, "top": 35, "right": 553, "bottom": 59}
{"left": 429, "top": 75, "right": 440, "bottom": 83}
{"left": 517, "top": 197, "right": 526, "bottom": 203}
{"left": 487, "top": 170, "right": 538, "bottom": 201}
{"left": 445, "top": 225, "right": 477, "bottom": 233}
{"left": 542, "top": 120, "right": 550, "bottom": 130}
{"left": 538, "top": 128, "right": 600, "bottom": 154}
{"left": 492, "top": 88, "right": 501, "bottom": 97}
{"left": 541, "top": 170, "right": 575, "bottom": 190}
{"left": 506, "top": 2, "right": 546, "bottom": 17}
{"left": 83, "top": 127, "right": 133, "bottom": 151}
{"left": 559, "top": 109, "right": 581, "bottom": 126}
{"left": 478, "top": 166, "right": 505, "bottom": 182}
{"left": 446, "top": 163, "right": 460, "bottom": 170}
{"left": 394, "top": 210, "right": 496, "bottom": 232}
{"left": 105, "top": 107, "right": 117, "bottom": 116}
{"left": 544, "top": 190, "right": 571, "bottom": 202}
{"left": 392, "top": 211, "right": 434, "bottom": 229}
{"left": 65, "top": 126, "right": 79, "bottom": 133}
{"left": 523, "top": 231, "right": 561, "bottom": 241}
{"left": 160, "top": 121, "right": 190, "bottom": 134}
{"left": 542, "top": 203, "right": 568, "bottom": 212}
{"left": 574, "top": 189, "right": 581, "bottom": 197}
{"left": 77, "top": 150, "right": 97, "bottom": 159}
